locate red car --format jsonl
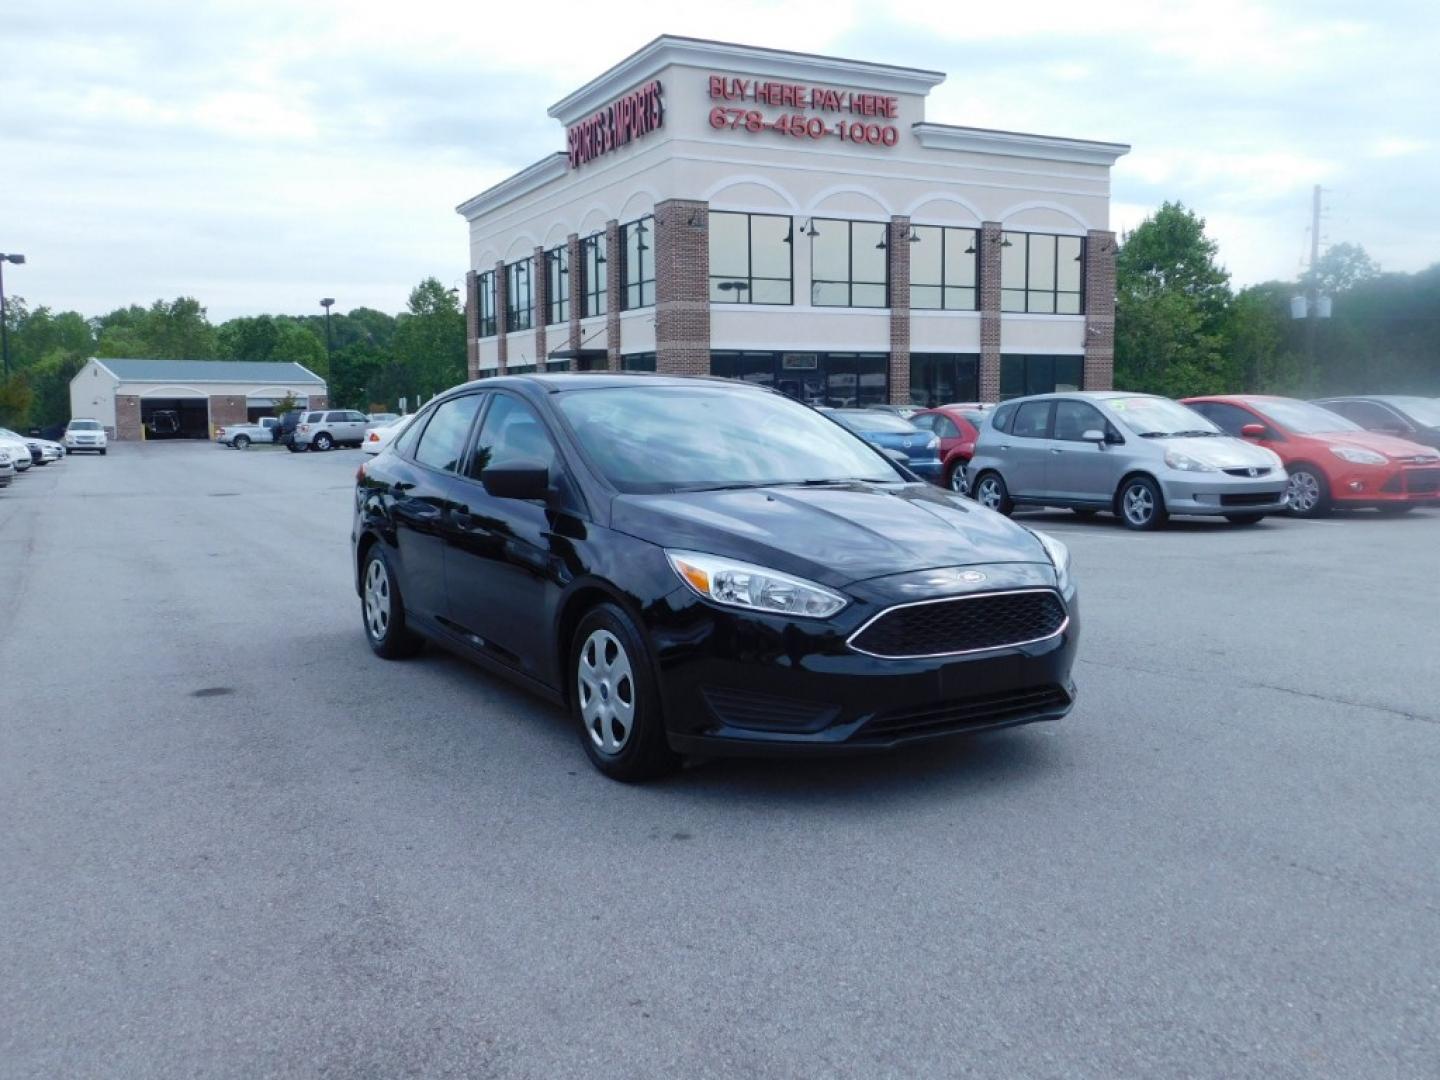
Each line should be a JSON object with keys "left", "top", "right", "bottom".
{"left": 1181, "top": 395, "right": 1440, "bottom": 516}
{"left": 910, "top": 404, "right": 990, "bottom": 492}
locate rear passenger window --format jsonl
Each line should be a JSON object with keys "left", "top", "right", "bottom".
{"left": 1012, "top": 401, "right": 1051, "bottom": 438}
{"left": 414, "top": 395, "right": 482, "bottom": 473}
{"left": 991, "top": 404, "right": 1016, "bottom": 433}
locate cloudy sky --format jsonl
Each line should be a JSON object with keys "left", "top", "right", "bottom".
{"left": 2, "top": 0, "right": 1435, "bottom": 320}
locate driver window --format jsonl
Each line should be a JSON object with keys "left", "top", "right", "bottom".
{"left": 1053, "top": 400, "right": 1107, "bottom": 441}
{"left": 467, "top": 395, "right": 556, "bottom": 480}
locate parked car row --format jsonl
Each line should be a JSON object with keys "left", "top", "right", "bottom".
{"left": 0, "top": 424, "right": 74, "bottom": 489}
{"left": 216, "top": 410, "right": 406, "bottom": 452}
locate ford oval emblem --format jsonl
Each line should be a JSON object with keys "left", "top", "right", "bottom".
{"left": 958, "top": 570, "right": 987, "bottom": 584}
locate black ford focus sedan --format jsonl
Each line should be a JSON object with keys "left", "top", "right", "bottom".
{"left": 353, "top": 374, "right": 1078, "bottom": 781}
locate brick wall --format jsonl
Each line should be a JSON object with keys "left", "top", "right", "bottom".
{"left": 209, "top": 394, "right": 247, "bottom": 434}
{"left": 605, "top": 220, "right": 621, "bottom": 371}
{"left": 978, "top": 221, "right": 1003, "bottom": 402}
{"left": 655, "top": 199, "right": 710, "bottom": 377}
{"left": 532, "top": 245, "right": 548, "bottom": 367}
{"left": 494, "top": 259, "right": 508, "bottom": 373}
{"left": 566, "top": 233, "right": 582, "bottom": 368}
{"left": 1084, "top": 230, "right": 1117, "bottom": 391}
{"left": 887, "top": 216, "right": 912, "bottom": 404}
{"left": 114, "top": 395, "right": 142, "bottom": 441}
{"left": 465, "top": 269, "right": 479, "bottom": 379}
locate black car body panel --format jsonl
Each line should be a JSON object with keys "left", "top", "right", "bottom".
{"left": 353, "top": 374, "right": 1078, "bottom": 757}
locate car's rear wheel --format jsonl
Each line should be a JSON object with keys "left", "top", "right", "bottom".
{"left": 973, "top": 472, "right": 1014, "bottom": 516}
{"left": 1285, "top": 467, "right": 1329, "bottom": 517}
{"left": 234, "top": 434, "right": 250, "bottom": 450}
{"left": 1225, "top": 513, "right": 1265, "bottom": 525}
{"left": 1118, "top": 476, "right": 1167, "bottom": 531}
{"left": 313, "top": 433, "right": 333, "bottom": 451}
{"left": 571, "top": 604, "right": 679, "bottom": 782}
{"left": 361, "top": 547, "right": 424, "bottom": 659}
{"left": 946, "top": 460, "right": 967, "bottom": 493}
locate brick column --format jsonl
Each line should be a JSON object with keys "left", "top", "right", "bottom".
{"left": 654, "top": 199, "right": 710, "bottom": 377}
{"left": 605, "top": 220, "right": 622, "bottom": 371}
{"left": 493, "top": 259, "right": 508, "bottom": 374}
{"left": 978, "top": 221, "right": 1003, "bottom": 401}
{"left": 115, "top": 395, "right": 142, "bottom": 440}
{"left": 464, "top": 269, "right": 479, "bottom": 379}
{"left": 887, "top": 215, "right": 911, "bottom": 404}
{"left": 209, "top": 394, "right": 247, "bottom": 436}
{"left": 566, "top": 233, "right": 582, "bottom": 369}
{"left": 532, "top": 246, "right": 548, "bottom": 368}
{"left": 307, "top": 394, "right": 330, "bottom": 410}
{"left": 1084, "top": 230, "right": 1117, "bottom": 391}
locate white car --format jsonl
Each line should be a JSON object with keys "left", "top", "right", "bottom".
{"left": 0, "top": 430, "right": 32, "bottom": 471}
{"left": 0, "top": 445, "right": 15, "bottom": 486}
{"left": 361, "top": 416, "right": 412, "bottom": 455}
{"left": 216, "top": 418, "right": 278, "bottom": 448}
{"left": 64, "top": 419, "right": 108, "bottom": 455}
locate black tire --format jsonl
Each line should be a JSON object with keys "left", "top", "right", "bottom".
{"left": 945, "top": 460, "right": 967, "bottom": 493}
{"left": 1072, "top": 508, "right": 1099, "bottom": 519}
{"left": 234, "top": 435, "right": 250, "bottom": 450}
{"left": 313, "top": 433, "right": 333, "bottom": 451}
{"left": 1284, "top": 467, "right": 1330, "bottom": 517}
{"left": 1225, "top": 513, "right": 1265, "bottom": 526}
{"left": 1375, "top": 504, "right": 1416, "bottom": 515}
{"left": 360, "top": 545, "right": 424, "bottom": 659}
{"left": 972, "top": 471, "right": 1014, "bottom": 516}
{"left": 1116, "top": 475, "right": 1167, "bottom": 531}
{"left": 287, "top": 442, "right": 303, "bottom": 454}
{"left": 570, "top": 603, "right": 680, "bottom": 782}
{"left": 99, "top": 448, "right": 107, "bottom": 456}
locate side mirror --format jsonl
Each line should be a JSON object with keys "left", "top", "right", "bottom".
{"left": 1081, "top": 428, "right": 1106, "bottom": 444}
{"left": 480, "top": 460, "right": 550, "bottom": 500}
{"left": 1240, "top": 423, "right": 1267, "bottom": 439}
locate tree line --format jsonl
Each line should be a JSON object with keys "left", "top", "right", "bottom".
{"left": 0, "top": 278, "right": 466, "bottom": 429}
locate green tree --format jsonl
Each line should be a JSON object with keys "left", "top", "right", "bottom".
{"left": 1305, "top": 242, "right": 1381, "bottom": 296}
{"left": 26, "top": 348, "right": 87, "bottom": 428}
{"left": 391, "top": 278, "right": 465, "bottom": 400}
{"left": 0, "top": 372, "right": 34, "bottom": 428}
{"left": 1114, "top": 202, "right": 1235, "bottom": 395}
{"left": 95, "top": 298, "right": 218, "bottom": 359}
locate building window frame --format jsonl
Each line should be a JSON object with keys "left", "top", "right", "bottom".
{"left": 909, "top": 353, "right": 980, "bottom": 408}
{"left": 620, "top": 215, "right": 655, "bottom": 311}
{"left": 999, "top": 354, "right": 1085, "bottom": 400}
{"left": 1001, "top": 232, "right": 1086, "bottom": 315}
{"left": 476, "top": 270, "right": 497, "bottom": 338}
{"left": 505, "top": 258, "right": 533, "bottom": 332}
{"left": 545, "top": 246, "right": 569, "bottom": 326}
{"left": 580, "top": 234, "right": 606, "bottom": 318}
{"left": 708, "top": 211, "right": 794, "bottom": 305}
{"left": 909, "top": 226, "right": 978, "bottom": 311}
{"left": 810, "top": 218, "right": 889, "bottom": 308}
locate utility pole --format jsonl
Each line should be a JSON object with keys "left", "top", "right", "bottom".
{"left": 1304, "top": 184, "right": 1321, "bottom": 393}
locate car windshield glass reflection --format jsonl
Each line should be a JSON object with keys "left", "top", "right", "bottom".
{"left": 1111, "top": 397, "right": 1221, "bottom": 437}
{"left": 1385, "top": 397, "right": 1440, "bottom": 427}
{"left": 556, "top": 386, "right": 898, "bottom": 493}
{"left": 1255, "top": 399, "right": 1362, "bottom": 434}
{"left": 832, "top": 411, "right": 918, "bottom": 434}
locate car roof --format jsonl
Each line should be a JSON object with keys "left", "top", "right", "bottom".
{"left": 459, "top": 372, "right": 749, "bottom": 394}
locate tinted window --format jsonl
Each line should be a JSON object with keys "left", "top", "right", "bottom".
{"left": 910, "top": 414, "right": 936, "bottom": 432}
{"left": 834, "top": 411, "right": 917, "bottom": 435}
{"left": 304, "top": 412, "right": 323, "bottom": 423}
{"left": 413, "top": 395, "right": 482, "bottom": 472}
{"left": 467, "top": 395, "right": 555, "bottom": 479}
{"left": 391, "top": 412, "right": 426, "bottom": 457}
{"left": 1053, "top": 400, "right": 1108, "bottom": 441}
{"left": 935, "top": 416, "right": 962, "bottom": 439}
{"left": 991, "top": 403, "right": 1016, "bottom": 433}
{"left": 1252, "top": 399, "right": 1361, "bottom": 434}
{"left": 1189, "top": 402, "right": 1254, "bottom": 436}
{"left": 1326, "top": 400, "right": 1402, "bottom": 429}
{"left": 1012, "top": 401, "right": 1051, "bottom": 438}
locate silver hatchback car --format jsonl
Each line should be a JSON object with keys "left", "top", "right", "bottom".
{"left": 967, "top": 392, "right": 1290, "bottom": 530}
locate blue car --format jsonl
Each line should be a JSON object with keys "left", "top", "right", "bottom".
{"left": 826, "top": 409, "right": 944, "bottom": 483}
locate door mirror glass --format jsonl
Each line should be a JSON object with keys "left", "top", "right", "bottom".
{"left": 480, "top": 461, "right": 550, "bottom": 500}
{"left": 1240, "top": 423, "right": 1267, "bottom": 439}
{"left": 1081, "top": 428, "right": 1106, "bottom": 443}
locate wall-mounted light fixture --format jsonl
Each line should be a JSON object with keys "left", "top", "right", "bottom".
{"left": 803, "top": 219, "right": 819, "bottom": 238}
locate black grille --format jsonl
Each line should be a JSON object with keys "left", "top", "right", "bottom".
{"left": 1404, "top": 468, "right": 1440, "bottom": 495}
{"left": 1222, "top": 466, "right": 1272, "bottom": 477}
{"left": 702, "top": 687, "right": 837, "bottom": 732}
{"left": 850, "top": 590, "right": 1067, "bottom": 658}
{"left": 858, "top": 685, "right": 1071, "bottom": 743}
{"left": 1220, "top": 492, "right": 1279, "bottom": 507}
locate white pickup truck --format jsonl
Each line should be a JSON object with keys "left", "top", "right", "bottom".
{"left": 215, "top": 417, "right": 279, "bottom": 449}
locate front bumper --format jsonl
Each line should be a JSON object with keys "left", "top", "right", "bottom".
{"left": 649, "top": 563, "right": 1079, "bottom": 756}
{"left": 1158, "top": 473, "right": 1290, "bottom": 516}
{"left": 1330, "top": 463, "right": 1440, "bottom": 504}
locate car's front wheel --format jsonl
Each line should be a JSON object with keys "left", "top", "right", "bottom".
{"left": 313, "top": 433, "right": 333, "bottom": 451}
{"left": 972, "top": 472, "right": 1014, "bottom": 516}
{"left": 1118, "top": 476, "right": 1167, "bottom": 531}
{"left": 234, "top": 435, "right": 250, "bottom": 450}
{"left": 1285, "top": 467, "right": 1330, "bottom": 517}
{"left": 571, "top": 604, "right": 679, "bottom": 782}
{"left": 361, "top": 546, "right": 424, "bottom": 659}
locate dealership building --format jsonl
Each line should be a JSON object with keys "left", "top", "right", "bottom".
{"left": 69, "top": 358, "right": 328, "bottom": 440}
{"left": 458, "top": 36, "right": 1129, "bottom": 405}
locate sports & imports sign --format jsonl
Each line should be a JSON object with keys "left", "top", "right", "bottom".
{"left": 707, "top": 75, "right": 900, "bottom": 148}
{"left": 567, "top": 81, "right": 665, "bottom": 169}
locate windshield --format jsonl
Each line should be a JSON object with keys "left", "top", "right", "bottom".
{"left": 1254, "top": 398, "right": 1361, "bottom": 434}
{"left": 1109, "top": 397, "right": 1220, "bottom": 436}
{"left": 1384, "top": 397, "right": 1440, "bottom": 427}
{"left": 831, "top": 411, "right": 919, "bottom": 435}
{"left": 556, "top": 386, "right": 899, "bottom": 493}
{"left": 69, "top": 420, "right": 101, "bottom": 430}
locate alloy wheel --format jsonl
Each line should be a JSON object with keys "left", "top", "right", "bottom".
{"left": 1123, "top": 483, "right": 1155, "bottom": 526}
{"left": 578, "top": 628, "right": 635, "bottom": 756}
{"left": 977, "top": 477, "right": 1003, "bottom": 510}
{"left": 363, "top": 557, "right": 391, "bottom": 641}
{"left": 949, "top": 464, "right": 967, "bottom": 492}
{"left": 1287, "top": 471, "right": 1320, "bottom": 514}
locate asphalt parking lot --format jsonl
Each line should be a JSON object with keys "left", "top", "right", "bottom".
{"left": 2, "top": 442, "right": 1438, "bottom": 1079}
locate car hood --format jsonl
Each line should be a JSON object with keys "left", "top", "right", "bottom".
{"left": 1161, "top": 435, "right": 1280, "bottom": 469}
{"left": 611, "top": 481, "right": 1050, "bottom": 588}
{"left": 1308, "top": 431, "right": 1440, "bottom": 461}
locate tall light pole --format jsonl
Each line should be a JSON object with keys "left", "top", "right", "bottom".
{"left": 0, "top": 252, "right": 26, "bottom": 379}
{"left": 318, "top": 297, "right": 335, "bottom": 360}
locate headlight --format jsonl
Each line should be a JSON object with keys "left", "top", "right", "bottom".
{"left": 1329, "top": 445, "right": 1386, "bottom": 465}
{"left": 1029, "top": 530, "right": 1073, "bottom": 593}
{"left": 1164, "top": 449, "right": 1216, "bottom": 472}
{"left": 666, "top": 550, "right": 848, "bottom": 619}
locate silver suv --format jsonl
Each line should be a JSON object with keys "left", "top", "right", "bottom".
{"left": 292, "top": 409, "right": 369, "bottom": 451}
{"left": 967, "top": 391, "right": 1290, "bottom": 530}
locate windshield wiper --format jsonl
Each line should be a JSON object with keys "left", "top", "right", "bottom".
{"left": 1171, "top": 429, "right": 1221, "bottom": 437}
{"left": 1136, "top": 431, "right": 1168, "bottom": 438}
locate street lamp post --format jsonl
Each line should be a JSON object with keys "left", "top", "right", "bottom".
{"left": 319, "top": 297, "right": 335, "bottom": 359}
{"left": 0, "top": 252, "right": 26, "bottom": 379}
